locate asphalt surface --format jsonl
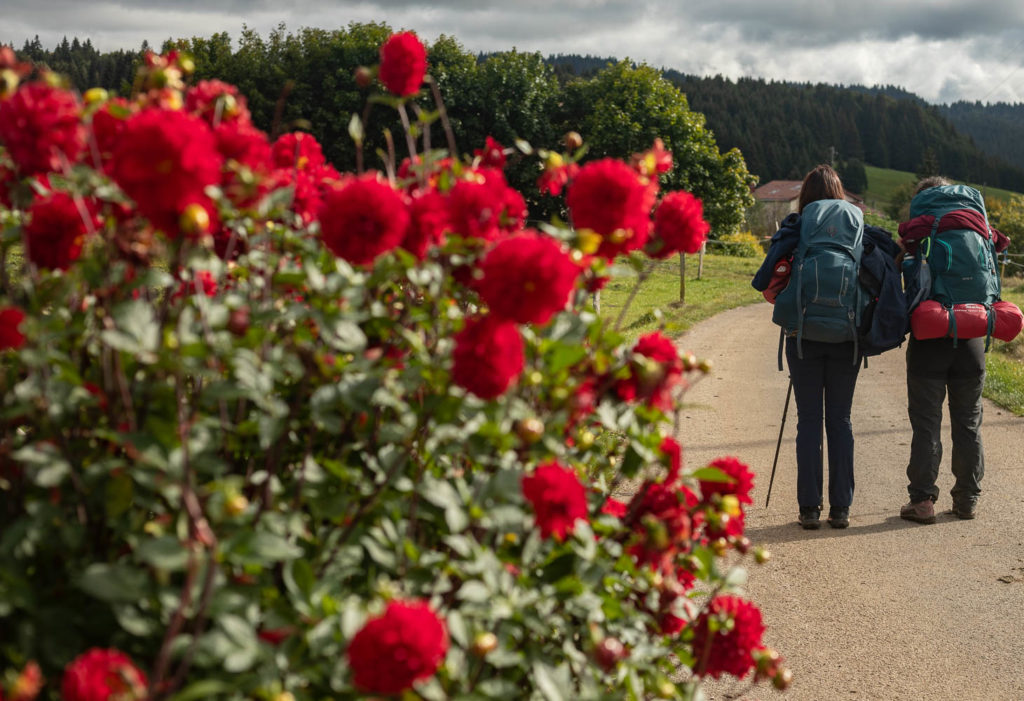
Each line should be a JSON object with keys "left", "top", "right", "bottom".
{"left": 671, "top": 302, "right": 1024, "bottom": 701}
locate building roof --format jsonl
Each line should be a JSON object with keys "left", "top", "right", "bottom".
{"left": 752, "top": 180, "right": 804, "bottom": 202}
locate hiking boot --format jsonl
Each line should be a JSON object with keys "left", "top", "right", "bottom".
{"left": 828, "top": 508, "right": 850, "bottom": 529}
{"left": 953, "top": 502, "right": 977, "bottom": 520}
{"left": 900, "top": 499, "right": 936, "bottom": 524}
{"left": 798, "top": 508, "right": 821, "bottom": 530}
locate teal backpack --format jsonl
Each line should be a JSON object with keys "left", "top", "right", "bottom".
{"left": 772, "top": 199, "right": 867, "bottom": 365}
{"left": 902, "top": 184, "right": 1001, "bottom": 346}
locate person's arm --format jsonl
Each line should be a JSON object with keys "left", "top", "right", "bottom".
{"left": 752, "top": 216, "right": 800, "bottom": 291}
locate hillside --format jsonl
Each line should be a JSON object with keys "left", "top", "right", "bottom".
{"left": 940, "top": 101, "right": 1024, "bottom": 175}
{"left": 545, "top": 55, "right": 1024, "bottom": 192}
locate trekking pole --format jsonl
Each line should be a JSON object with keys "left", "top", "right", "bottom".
{"left": 764, "top": 379, "right": 793, "bottom": 508}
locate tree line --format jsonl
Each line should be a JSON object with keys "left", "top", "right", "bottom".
{"left": 8, "top": 25, "right": 755, "bottom": 235}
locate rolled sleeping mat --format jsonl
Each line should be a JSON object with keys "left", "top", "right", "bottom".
{"left": 910, "top": 299, "right": 1024, "bottom": 342}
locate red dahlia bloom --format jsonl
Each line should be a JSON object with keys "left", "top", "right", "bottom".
{"left": 537, "top": 161, "right": 579, "bottom": 197}
{"left": 404, "top": 188, "right": 450, "bottom": 259}
{"left": 378, "top": 31, "right": 428, "bottom": 97}
{"left": 474, "top": 136, "right": 506, "bottom": 169}
{"left": 214, "top": 120, "right": 271, "bottom": 171}
{"left": 108, "top": 108, "right": 223, "bottom": 237}
{"left": 0, "top": 82, "right": 85, "bottom": 175}
{"left": 89, "top": 97, "right": 133, "bottom": 163}
{"left": 271, "top": 131, "right": 327, "bottom": 172}
{"left": 616, "top": 331, "right": 685, "bottom": 411}
{"left": 566, "top": 158, "right": 654, "bottom": 259}
{"left": 660, "top": 436, "right": 683, "bottom": 483}
{"left": 601, "top": 497, "right": 628, "bottom": 519}
{"left": 691, "top": 595, "right": 765, "bottom": 679}
{"left": 475, "top": 231, "right": 580, "bottom": 325}
{"left": 650, "top": 190, "right": 710, "bottom": 258}
{"left": 626, "top": 479, "right": 697, "bottom": 571}
{"left": 522, "top": 460, "right": 589, "bottom": 540}
{"left": 347, "top": 599, "right": 448, "bottom": 694}
{"left": 61, "top": 648, "right": 148, "bottom": 701}
{"left": 451, "top": 315, "right": 524, "bottom": 399}
{"left": 700, "top": 455, "right": 755, "bottom": 505}
{"left": 448, "top": 167, "right": 525, "bottom": 242}
{"left": 0, "top": 306, "right": 26, "bottom": 350}
{"left": 24, "top": 190, "right": 100, "bottom": 270}
{"left": 186, "top": 79, "right": 251, "bottom": 126}
{"left": 318, "top": 174, "right": 409, "bottom": 266}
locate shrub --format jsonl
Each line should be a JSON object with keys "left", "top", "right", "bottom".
{"left": 0, "top": 42, "right": 789, "bottom": 699}
{"left": 716, "top": 231, "right": 764, "bottom": 258}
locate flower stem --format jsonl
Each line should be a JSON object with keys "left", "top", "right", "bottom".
{"left": 613, "top": 260, "right": 656, "bottom": 331}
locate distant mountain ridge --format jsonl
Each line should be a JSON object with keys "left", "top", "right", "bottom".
{"left": 543, "top": 54, "right": 1024, "bottom": 192}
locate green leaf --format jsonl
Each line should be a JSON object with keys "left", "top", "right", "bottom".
{"left": 167, "top": 681, "right": 233, "bottom": 701}
{"left": 136, "top": 537, "right": 190, "bottom": 571}
{"left": 532, "top": 661, "right": 570, "bottom": 701}
{"left": 690, "top": 467, "right": 735, "bottom": 484}
{"left": 78, "top": 563, "right": 148, "bottom": 603}
{"left": 105, "top": 471, "right": 134, "bottom": 519}
{"left": 13, "top": 443, "right": 70, "bottom": 487}
{"left": 456, "top": 580, "right": 490, "bottom": 603}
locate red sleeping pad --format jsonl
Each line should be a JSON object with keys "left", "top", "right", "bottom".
{"left": 910, "top": 300, "right": 1024, "bottom": 342}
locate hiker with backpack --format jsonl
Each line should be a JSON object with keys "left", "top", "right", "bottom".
{"left": 897, "top": 177, "right": 1020, "bottom": 524}
{"left": 752, "top": 164, "right": 904, "bottom": 530}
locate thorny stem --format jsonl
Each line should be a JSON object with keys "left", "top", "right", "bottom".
{"left": 614, "top": 260, "right": 657, "bottom": 331}
{"left": 426, "top": 75, "right": 457, "bottom": 157}
{"left": 149, "top": 546, "right": 198, "bottom": 695}
{"left": 397, "top": 102, "right": 418, "bottom": 164}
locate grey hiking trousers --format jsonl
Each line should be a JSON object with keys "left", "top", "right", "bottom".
{"left": 905, "top": 336, "right": 985, "bottom": 506}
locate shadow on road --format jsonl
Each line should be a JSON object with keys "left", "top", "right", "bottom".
{"left": 744, "top": 513, "right": 967, "bottom": 546}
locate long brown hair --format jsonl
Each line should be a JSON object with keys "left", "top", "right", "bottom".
{"left": 797, "top": 164, "right": 845, "bottom": 213}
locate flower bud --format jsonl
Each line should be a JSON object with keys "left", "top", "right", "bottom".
{"left": 354, "top": 65, "right": 374, "bottom": 88}
{"left": 576, "top": 429, "right": 596, "bottom": 450}
{"left": 84, "top": 87, "right": 109, "bottom": 104}
{"left": 772, "top": 667, "right": 793, "bottom": 690}
{"left": 681, "top": 352, "right": 698, "bottom": 371}
{"left": 180, "top": 202, "right": 211, "bottom": 236}
{"left": 515, "top": 417, "right": 545, "bottom": 444}
{"left": 564, "top": 131, "right": 583, "bottom": 151}
{"left": 697, "top": 358, "right": 713, "bottom": 373}
{"left": 544, "top": 151, "right": 565, "bottom": 170}
{"left": 594, "top": 636, "right": 627, "bottom": 671}
{"left": 227, "top": 306, "right": 250, "bottom": 337}
{"left": 225, "top": 493, "right": 249, "bottom": 517}
{"left": 471, "top": 631, "right": 498, "bottom": 657}
{"left": 753, "top": 547, "right": 771, "bottom": 564}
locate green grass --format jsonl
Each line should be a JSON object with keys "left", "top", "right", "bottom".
{"left": 987, "top": 277, "right": 1024, "bottom": 414}
{"left": 598, "top": 253, "right": 762, "bottom": 341}
{"left": 864, "top": 164, "right": 1023, "bottom": 213}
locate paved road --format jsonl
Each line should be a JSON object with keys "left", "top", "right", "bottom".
{"left": 673, "top": 303, "right": 1024, "bottom": 700}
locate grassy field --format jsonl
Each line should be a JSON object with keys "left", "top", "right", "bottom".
{"left": 863, "top": 164, "right": 1022, "bottom": 214}
{"left": 601, "top": 250, "right": 1024, "bottom": 416}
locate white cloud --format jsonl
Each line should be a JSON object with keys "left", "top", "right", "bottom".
{"left": 5, "top": 0, "right": 1024, "bottom": 103}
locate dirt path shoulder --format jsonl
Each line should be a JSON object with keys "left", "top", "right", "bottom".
{"left": 673, "top": 303, "right": 1024, "bottom": 700}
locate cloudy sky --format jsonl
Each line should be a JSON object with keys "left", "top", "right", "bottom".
{"left": 5, "top": 0, "right": 1024, "bottom": 105}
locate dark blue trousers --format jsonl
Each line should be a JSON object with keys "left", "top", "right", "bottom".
{"left": 785, "top": 337, "right": 860, "bottom": 512}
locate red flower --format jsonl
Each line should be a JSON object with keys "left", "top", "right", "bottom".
{"left": 173, "top": 270, "right": 218, "bottom": 299}
{"left": 537, "top": 161, "right": 579, "bottom": 197}
{"left": 379, "top": 31, "right": 428, "bottom": 97}
{"left": 616, "top": 331, "right": 684, "bottom": 411}
{"left": 271, "top": 131, "right": 326, "bottom": 172}
{"left": 347, "top": 599, "right": 448, "bottom": 695}
{"left": 6, "top": 660, "right": 41, "bottom": 701}
{"left": 403, "top": 188, "right": 450, "bottom": 258}
{"left": 24, "top": 190, "right": 99, "bottom": 270}
{"left": 601, "top": 497, "right": 628, "bottom": 519}
{"left": 108, "top": 108, "right": 223, "bottom": 237}
{"left": 649, "top": 190, "right": 710, "bottom": 258}
{"left": 186, "top": 79, "right": 251, "bottom": 126}
{"left": 566, "top": 158, "right": 654, "bottom": 259}
{"left": 474, "top": 136, "right": 506, "bottom": 169}
{"left": 89, "top": 97, "right": 133, "bottom": 163}
{"left": 0, "top": 82, "right": 85, "bottom": 175}
{"left": 475, "top": 231, "right": 580, "bottom": 325}
{"left": 626, "top": 479, "right": 696, "bottom": 571}
{"left": 522, "top": 460, "right": 588, "bottom": 540}
{"left": 630, "top": 138, "right": 673, "bottom": 178}
{"left": 660, "top": 436, "right": 682, "bottom": 483}
{"left": 451, "top": 315, "right": 524, "bottom": 399}
{"left": 448, "top": 167, "right": 524, "bottom": 242}
{"left": 214, "top": 120, "right": 271, "bottom": 171}
{"left": 61, "top": 648, "right": 147, "bottom": 701}
{"left": 699, "top": 456, "right": 754, "bottom": 506}
{"left": 691, "top": 595, "right": 765, "bottom": 679}
{"left": 318, "top": 174, "right": 409, "bottom": 266}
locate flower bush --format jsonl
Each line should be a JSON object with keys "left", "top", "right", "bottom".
{"left": 0, "top": 38, "right": 789, "bottom": 700}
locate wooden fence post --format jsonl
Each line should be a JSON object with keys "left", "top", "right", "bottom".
{"left": 678, "top": 253, "right": 686, "bottom": 303}
{"left": 697, "top": 241, "right": 706, "bottom": 280}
